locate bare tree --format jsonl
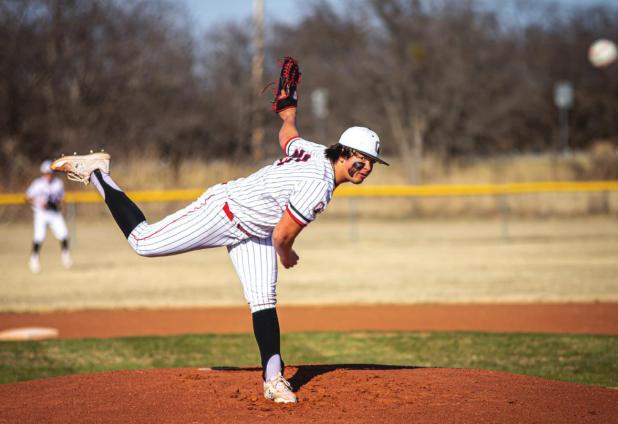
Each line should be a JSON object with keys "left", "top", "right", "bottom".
{"left": 197, "top": 22, "right": 256, "bottom": 160}
{"left": 2, "top": 0, "right": 617, "bottom": 188}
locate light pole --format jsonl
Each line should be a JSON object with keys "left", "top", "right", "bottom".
{"left": 554, "top": 81, "right": 573, "bottom": 155}
{"left": 311, "top": 88, "right": 328, "bottom": 142}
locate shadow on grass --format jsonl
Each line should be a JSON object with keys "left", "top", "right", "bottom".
{"left": 211, "top": 364, "right": 422, "bottom": 391}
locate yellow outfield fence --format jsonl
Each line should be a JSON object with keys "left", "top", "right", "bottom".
{"left": 1, "top": 181, "right": 618, "bottom": 205}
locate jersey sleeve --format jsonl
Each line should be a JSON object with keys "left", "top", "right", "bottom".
{"left": 286, "top": 179, "right": 331, "bottom": 227}
{"left": 283, "top": 136, "right": 326, "bottom": 157}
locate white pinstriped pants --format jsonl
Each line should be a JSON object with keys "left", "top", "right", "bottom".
{"left": 127, "top": 185, "right": 278, "bottom": 313}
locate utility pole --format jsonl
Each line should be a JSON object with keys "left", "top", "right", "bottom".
{"left": 251, "top": 0, "right": 265, "bottom": 161}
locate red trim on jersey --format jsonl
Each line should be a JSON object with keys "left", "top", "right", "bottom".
{"left": 286, "top": 206, "right": 306, "bottom": 227}
{"left": 130, "top": 194, "right": 215, "bottom": 241}
{"left": 223, "top": 202, "right": 253, "bottom": 237}
{"left": 283, "top": 135, "right": 301, "bottom": 154}
{"left": 223, "top": 202, "right": 234, "bottom": 221}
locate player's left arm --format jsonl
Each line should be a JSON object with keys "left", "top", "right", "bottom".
{"left": 278, "top": 107, "right": 300, "bottom": 152}
{"left": 272, "top": 211, "right": 303, "bottom": 269}
{"left": 56, "top": 197, "right": 65, "bottom": 212}
{"left": 273, "top": 56, "right": 301, "bottom": 152}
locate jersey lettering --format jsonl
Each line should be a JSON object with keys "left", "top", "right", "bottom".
{"left": 224, "top": 137, "right": 335, "bottom": 238}
{"left": 276, "top": 149, "right": 311, "bottom": 166}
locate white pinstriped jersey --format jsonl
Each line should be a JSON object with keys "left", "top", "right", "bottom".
{"left": 224, "top": 137, "right": 335, "bottom": 238}
{"left": 26, "top": 176, "right": 64, "bottom": 212}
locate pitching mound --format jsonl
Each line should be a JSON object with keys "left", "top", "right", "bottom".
{"left": 1, "top": 366, "right": 615, "bottom": 423}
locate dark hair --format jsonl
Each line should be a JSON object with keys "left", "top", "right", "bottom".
{"left": 324, "top": 143, "right": 355, "bottom": 162}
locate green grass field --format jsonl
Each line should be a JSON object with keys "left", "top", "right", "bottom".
{"left": 2, "top": 216, "right": 617, "bottom": 391}
{"left": 1, "top": 331, "right": 616, "bottom": 388}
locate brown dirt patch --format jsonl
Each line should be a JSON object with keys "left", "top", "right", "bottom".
{"left": 0, "top": 303, "right": 616, "bottom": 339}
{"left": 1, "top": 367, "right": 616, "bottom": 423}
{"left": 2, "top": 304, "right": 616, "bottom": 422}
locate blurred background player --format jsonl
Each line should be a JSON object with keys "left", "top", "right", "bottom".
{"left": 25, "top": 160, "right": 72, "bottom": 273}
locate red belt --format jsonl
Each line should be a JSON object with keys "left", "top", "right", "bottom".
{"left": 223, "top": 202, "right": 252, "bottom": 237}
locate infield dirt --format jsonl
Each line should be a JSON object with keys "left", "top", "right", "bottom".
{"left": 1, "top": 302, "right": 616, "bottom": 422}
{"left": 1, "top": 303, "right": 617, "bottom": 338}
{"left": 1, "top": 367, "right": 616, "bottom": 423}
{"left": 2, "top": 217, "right": 617, "bottom": 422}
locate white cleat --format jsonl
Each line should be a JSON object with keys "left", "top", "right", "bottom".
{"left": 51, "top": 152, "right": 110, "bottom": 185}
{"left": 29, "top": 255, "right": 40, "bottom": 274}
{"left": 61, "top": 251, "right": 73, "bottom": 269}
{"left": 263, "top": 373, "right": 297, "bottom": 404}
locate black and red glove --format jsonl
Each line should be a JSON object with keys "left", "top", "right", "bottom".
{"left": 272, "top": 56, "right": 301, "bottom": 113}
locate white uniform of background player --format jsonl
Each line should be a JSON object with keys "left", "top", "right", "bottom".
{"left": 25, "top": 160, "right": 72, "bottom": 273}
{"left": 51, "top": 101, "right": 388, "bottom": 405}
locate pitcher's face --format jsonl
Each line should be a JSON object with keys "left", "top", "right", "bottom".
{"left": 345, "top": 152, "right": 374, "bottom": 184}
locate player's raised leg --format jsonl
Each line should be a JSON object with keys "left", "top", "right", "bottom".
{"left": 51, "top": 152, "right": 245, "bottom": 257}
{"left": 51, "top": 153, "right": 146, "bottom": 238}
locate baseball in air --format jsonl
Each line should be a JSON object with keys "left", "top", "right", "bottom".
{"left": 588, "top": 39, "right": 617, "bottom": 68}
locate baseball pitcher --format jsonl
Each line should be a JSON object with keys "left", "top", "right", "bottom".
{"left": 51, "top": 57, "right": 388, "bottom": 403}
{"left": 25, "top": 160, "right": 72, "bottom": 273}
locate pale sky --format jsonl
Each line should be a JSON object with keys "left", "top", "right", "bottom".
{"left": 178, "top": 0, "right": 320, "bottom": 32}
{"left": 178, "top": 0, "right": 615, "bottom": 33}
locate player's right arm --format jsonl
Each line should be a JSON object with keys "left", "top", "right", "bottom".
{"left": 278, "top": 107, "right": 300, "bottom": 152}
{"left": 272, "top": 211, "right": 302, "bottom": 269}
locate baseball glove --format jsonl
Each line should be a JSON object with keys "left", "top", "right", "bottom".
{"left": 45, "top": 198, "right": 60, "bottom": 211}
{"left": 272, "top": 56, "right": 301, "bottom": 113}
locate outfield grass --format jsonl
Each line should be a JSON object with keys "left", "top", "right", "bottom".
{"left": 1, "top": 331, "right": 616, "bottom": 388}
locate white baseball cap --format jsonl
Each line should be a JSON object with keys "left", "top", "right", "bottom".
{"left": 40, "top": 160, "right": 53, "bottom": 174}
{"left": 338, "top": 127, "right": 389, "bottom": 165}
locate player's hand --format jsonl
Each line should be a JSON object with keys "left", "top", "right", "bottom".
{"left": 280, "top": 249, "right": 299, "bottom": 269}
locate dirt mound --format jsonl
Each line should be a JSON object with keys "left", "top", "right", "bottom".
{"left": 1, "top": 366, "right": 615, "bottom": 423}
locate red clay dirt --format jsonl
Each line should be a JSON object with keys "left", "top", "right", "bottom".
{"left": 1, "top": 367, "right": 616, "bottom": 423}
{"left": 0, "top": 303, "right": 616, "bottom": 339}
{"left": 1, "top": 303, "right": 617, "bottom": 423}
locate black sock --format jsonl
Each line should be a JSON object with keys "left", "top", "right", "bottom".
{"left": 93, "top": 170, "right": 146, "bottom": 238}
{"left": 32, "top": 242, "right": 41, "bottom": 255}
{"left": 252, "top": 308, "right": 282, "bottom": 380}
{"left": 61, "top": 239, "right": 69, "bottom": 250}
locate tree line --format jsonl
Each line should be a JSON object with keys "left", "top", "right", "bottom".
{"left": 1, "top": 0, "right": 617, "bottom": 186}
